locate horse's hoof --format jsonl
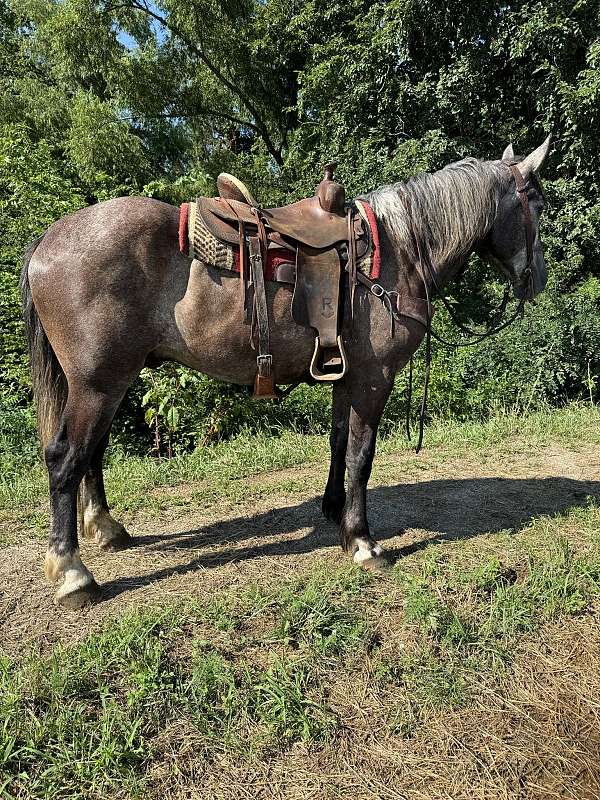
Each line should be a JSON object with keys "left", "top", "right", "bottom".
{"left": 45, "top": 549, "right": 100, "bottom": 608}
{"left": 55, "top": 579, "right": 101, "bottom": 610}
{"left": 352, "top": 541, "right": 389, "bottom": 571}
{"left": 98, "top": 525, "right": 132, "bottom": 552}
{"left": 83, "top": 509, "right": 133, "bottom": 552}
{"left": 356, "top": 554, "right": 390, "bottom": 571}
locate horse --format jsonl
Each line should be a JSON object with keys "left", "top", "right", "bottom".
{"left": 20, "top": 138, "right": 551, "bottom": 609}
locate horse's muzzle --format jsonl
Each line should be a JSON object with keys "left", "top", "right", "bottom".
{"left": 514, "top": 261, "right": 547, "bottom": 301}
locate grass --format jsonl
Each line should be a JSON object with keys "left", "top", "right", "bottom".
{"left": 1, "top": 402, "right": 599, "bottom": 539}
{"left": 0, "top": 570, "right": 372, "bottom": 799}
{"left": 2, "top": 507, "right": 600, "bottom": 798}
{"left": 1, "top": 405, "right": 600, "bottom": 797}
{"left": 379, "top": 523, "right": 600, "bottom": 715}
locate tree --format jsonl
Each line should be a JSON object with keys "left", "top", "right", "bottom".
{"left": 1, "top": 0, "right": 599, "bottom": 448}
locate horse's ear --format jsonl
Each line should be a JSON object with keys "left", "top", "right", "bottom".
{"left": 516, "top": 135, "right": 552, "bottom": 178}
{"left": 502, "top": 143, "right": 514, "bottom": 160}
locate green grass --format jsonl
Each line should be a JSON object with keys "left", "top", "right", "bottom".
{"left": 3, "top": 500, "right": 600, "bottom": 798}
{"left": 1, "top": 403, "right": 599, "bottom": 533}
{"left": 1, "top": 405, "right": 600, "bottom": 795}
{"left": 378, "top": 517, "right": 600, "bottom": 717}
{"left": 0, "top": 570, "right": 371, "bottom": 799}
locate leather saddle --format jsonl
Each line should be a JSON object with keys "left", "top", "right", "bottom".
{"left": 198, "top": 193, "right": 350, "bottom": 250}
{"left": 197, "top": 164, "right": 369, "bottom": 398}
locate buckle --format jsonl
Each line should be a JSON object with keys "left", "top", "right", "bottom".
{"left": 256, "top": 354, "right": 272, "bottom": 376}
{"left": 370, "top": 283, "right": 385, "bottom": 298}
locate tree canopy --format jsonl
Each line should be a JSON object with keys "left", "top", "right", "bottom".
{"left": 1, "top": 0, "right": 599, "bottom": 448}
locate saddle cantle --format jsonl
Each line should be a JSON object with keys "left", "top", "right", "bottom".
{"left": 182, "top": 163, "right": 376, "bottom": 397}
{"left": 216, "top": 172, "right": 257, "bottom": 205}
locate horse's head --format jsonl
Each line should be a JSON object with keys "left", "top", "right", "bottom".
{"left": 481, "top": 136, "right": 551, "bottom": 301}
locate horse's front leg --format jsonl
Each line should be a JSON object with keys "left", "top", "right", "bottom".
{"left": 322, "top": 381, "right": 350, "bottom": 524}
{"left": 339, "top": 377, "right": 392, "bottom": 566}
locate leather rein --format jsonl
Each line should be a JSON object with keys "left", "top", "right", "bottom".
{"left": 357, "top": 163, "right": 536, "bottom": 452}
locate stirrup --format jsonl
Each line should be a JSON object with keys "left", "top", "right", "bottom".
{"left": 309, "top": 336, "right": 347, "bottom": 381}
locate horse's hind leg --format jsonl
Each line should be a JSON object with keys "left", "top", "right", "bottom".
{"left": 322, "top": 382, "right": 350, "bottom": 524}
{"left": 80, "top": 427, "right": 131, "bottom": 551}
{"left": 44, "top": 383, "right": 127, "bottom": 608}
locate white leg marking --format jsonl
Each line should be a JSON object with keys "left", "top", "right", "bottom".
{"left": 44, "top": 548, "right": 96, "bottom": 602}
{"left": 82, "top": 500, "right": 128, "bottom": 547}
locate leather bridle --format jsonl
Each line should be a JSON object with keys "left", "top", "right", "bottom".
{"left": 509, "top": 164, "right": 535, "bottom": 274}
{"left": 362, "top": 165, "right": 539, "bottom": 451}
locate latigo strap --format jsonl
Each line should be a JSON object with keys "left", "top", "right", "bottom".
{"left": 248, "top": 210, "right": 277, "bottom": 400}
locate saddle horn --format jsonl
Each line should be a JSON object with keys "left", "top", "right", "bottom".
{"left": 318, "top": 162, "right": 346, "bottom": 216}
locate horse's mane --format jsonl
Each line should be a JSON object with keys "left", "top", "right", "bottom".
{"left": 364, "top": 158, "right": 510, "bottom": 270}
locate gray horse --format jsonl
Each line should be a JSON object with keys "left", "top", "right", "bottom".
{"left": 20, "top": 138, "right": 550, "bottom": 608}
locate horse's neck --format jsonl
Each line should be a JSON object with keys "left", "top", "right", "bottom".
{"left": 409, "top": 193, "right": 492, "bottom": 292}
{"left": 389, "top": 225, "right": 478, "bottom": 302}
{"left": 374, "top": 166, "right": 499, "bottom": 298}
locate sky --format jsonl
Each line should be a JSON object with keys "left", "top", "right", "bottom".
{"left": 116, "top": 2, "right": 166, "bottom": 50}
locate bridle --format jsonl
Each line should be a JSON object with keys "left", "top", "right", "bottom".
{"left": 363, "top": 163, "right": 537, "bottom": 451}
{"left": 509, "top": 163, "right": 535, "bottom": 274}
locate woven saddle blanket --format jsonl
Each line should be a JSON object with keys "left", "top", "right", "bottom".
{"left": 178, "top": 199, "right": 381, "bottom": 283}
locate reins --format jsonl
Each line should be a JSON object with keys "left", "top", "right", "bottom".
{"left": 362, "top": 166, "right": 535, "bottom": 452}
{"left": 280, "top": 165, "right": 536, "bottom": 450}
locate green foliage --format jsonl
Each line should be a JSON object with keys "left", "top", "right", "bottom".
{"left": 0, "top": 124, "right": 85, "bottom": 401}
{"left": 0, "top": 394, "right": 38, "bottom": 486}
{"left": 250, "top": 656, "right": 335, "bottom": 742}
{"left": 137, "top": 364, "right": 332, "bottom": 455}
{"left": 1, "top": 0, "right": 599, "bottom": 454}
{"left": 271, "top": 578, "right": 367, "bottom": 656}
{"left": 385, "top": 534, "right": 600, "bottom": 716}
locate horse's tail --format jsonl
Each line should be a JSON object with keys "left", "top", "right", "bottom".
{"left": 20, "top": 237, "right": 68, "bottom": 449}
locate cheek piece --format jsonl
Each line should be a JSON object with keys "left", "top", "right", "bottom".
{"left": 509, "top": 164, "right": 534, "bottom": 282}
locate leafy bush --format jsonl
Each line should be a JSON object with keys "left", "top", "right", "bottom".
{"left": 1, "top": 1, "right": 599, "bottom": 455}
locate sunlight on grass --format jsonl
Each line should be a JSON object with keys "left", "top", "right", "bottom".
{"left": 1, "top": 404, "right": 598, "bottom": 522}
{"left": 3, "top": 503, "right": 600, "bottom": 799}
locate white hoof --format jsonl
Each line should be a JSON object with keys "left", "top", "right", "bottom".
{"left": 352, "top": 539, "right": 386, "bottom": 567}
{"left": 44, "top": 549, "right": 99, "bottom": 609}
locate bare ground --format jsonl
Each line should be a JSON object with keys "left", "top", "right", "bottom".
{"left": 1, "top": 443, "right": 598, "bottom": 652}
{"left": 2, "top": 442, "right": 600, "bottom": 799}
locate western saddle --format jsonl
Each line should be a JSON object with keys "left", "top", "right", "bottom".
{"left": 195, "top": 163, "right": 371, "bottom": 398}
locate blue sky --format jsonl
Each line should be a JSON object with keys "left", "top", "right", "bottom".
{"left": 116, "top": 2, "right": 166, "bottom": 50}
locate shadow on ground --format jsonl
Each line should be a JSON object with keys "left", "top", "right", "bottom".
{"left": 100, "top": 476, "right": 600, "bottom": 600}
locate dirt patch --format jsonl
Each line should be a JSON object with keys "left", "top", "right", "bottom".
{"left": 162, "top": 616, "right": 600, "bottom": 800}
{"left": 3, "top": 442, "right": 600, "bottom": 799}
{"left": 1, "top": 444, "right": 598, "bottom": 653}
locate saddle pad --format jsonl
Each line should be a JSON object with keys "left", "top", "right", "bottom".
{"left": 180, "top": 202, "right": 294, "bottom": 281}
{"left": 179, "top": 201, "right": 378, "bottom": 282}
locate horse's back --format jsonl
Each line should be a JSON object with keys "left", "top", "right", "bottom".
{"left": 31, "top": 196, "right": 179, "bottom": 273}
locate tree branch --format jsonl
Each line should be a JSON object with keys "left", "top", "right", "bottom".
{"left": 121, "top": 108, "right": 262, "bottom": 133}
{"left": 116, "top": 0, "right": 283, "bottom": 166}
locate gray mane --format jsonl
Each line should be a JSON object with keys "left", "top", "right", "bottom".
{"left": 364, "top": 158, "right": 510, "bottom": 270}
